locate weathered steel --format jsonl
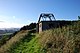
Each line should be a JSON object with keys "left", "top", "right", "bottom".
{"left": 38, "top": 13, "right": 56, "bottom": 23}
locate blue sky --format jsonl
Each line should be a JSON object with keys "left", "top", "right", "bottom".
{"left": 0, "top": 0, "right": 80, "bottom": 28}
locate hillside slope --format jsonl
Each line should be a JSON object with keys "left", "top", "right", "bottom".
{"left": 0, "top": 21, "right": 80, "bottom": 53}
{"left": 0, "top": 30, "right": 29, "bottom": 53}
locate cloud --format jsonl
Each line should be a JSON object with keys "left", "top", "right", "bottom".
{"left": 0, "top": 22, "right": 26, "bottom": 28}
{"left": 13, "top": 16, "right": 15, "bottom": 19}
{"left": 0, "top": 21, "right": 4, "bottom": 22}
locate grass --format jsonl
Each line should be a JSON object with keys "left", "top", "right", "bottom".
{"left": 8, "top": 30, "right": 41, "bottom": 53}
{"left": 39, "top": 21, "right": 80, "bottom": 53}
{"left": 0, "top": 30, "right": 29, "bottom": 53}
{"left": 0, "top": 21, "right": 80, "bottom": 53}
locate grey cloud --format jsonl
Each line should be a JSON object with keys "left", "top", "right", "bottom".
{"left": 0, "top": 21, "right": 4, "bottom": 22}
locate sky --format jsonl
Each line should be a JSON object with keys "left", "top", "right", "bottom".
{"left": 0, "top": 0, "right": 80, "bottom": 28}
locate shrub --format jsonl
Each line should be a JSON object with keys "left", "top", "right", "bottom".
{"left": 20, "top": 23, "right": 36, "bottom": 30}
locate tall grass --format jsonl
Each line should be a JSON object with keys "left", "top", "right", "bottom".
{"left": 8, "top": 30, "right": 41, "bottom": 53}
{"left": 0, "top": 21, "right": 79, "bottom": 53}
{"left": 0, "top": 30, "right": 29, "bottom": 53}
{"left": 39, "top": 21, "right": 80, "bottom": 53}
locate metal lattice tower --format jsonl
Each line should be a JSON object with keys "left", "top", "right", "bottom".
{"left": 38, "top": 13, "right": 56, "bottom": 22}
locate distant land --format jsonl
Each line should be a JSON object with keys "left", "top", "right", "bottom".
{"left": 0, "top": 28, "right": 20, "bottom": 38}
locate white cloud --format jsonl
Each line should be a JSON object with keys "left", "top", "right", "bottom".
{"left": 0, "top": 15, "right": 30, "bottom": 28}
{"left": 13, "top": 16, "right": 15, "bottom": 19}
{"left": 0, "top": 22, "right": 25, "bottom": 28}
{"left": 56, "top": 18, "right": 76, "bottom": 21}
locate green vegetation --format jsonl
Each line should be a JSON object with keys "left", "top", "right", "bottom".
{"left": 20, "top": 23, "right": 36, "bottom": 30}
{"left": 39, "top": 21, "right": 80, "bottom": 53}
{"left": 0, "top": 21, "right": 80, "bottom": 53}
{"left": 78, "top": 16, "right": 80, "bottom": 20}
{"left": 9, "top": 35, "right": 40, "bottom": 53}
{"left": 0, "top": 30, "right": 29, "bottom": 53}
{"left": 8, "top": 30, "right": 41, "bottom": 53}
{"left": 0, "top": 31, "right": 18, "bottom": 47}
{"left": 0, "top": 35, "right": 10, "bottom": 47}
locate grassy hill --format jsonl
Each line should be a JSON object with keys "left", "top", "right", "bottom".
{"left": 0, "top": 21, "right": 80, "bottom": 53}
